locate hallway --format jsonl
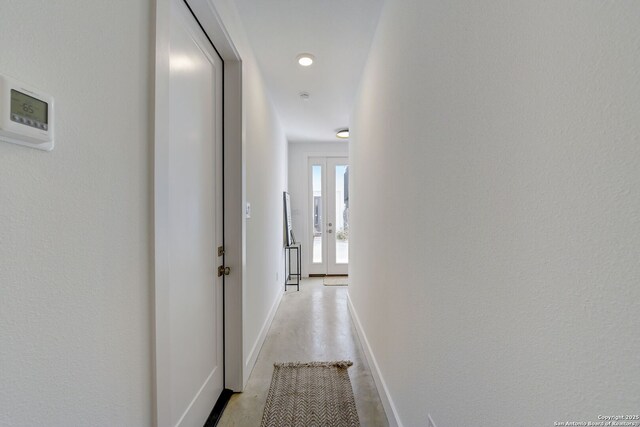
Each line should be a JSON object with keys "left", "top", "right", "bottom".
{"left": 218, "top": 278, "right": 388, "bottom": 426}
{"left": 2, "top": 1, "right": 640, "bottom": 425}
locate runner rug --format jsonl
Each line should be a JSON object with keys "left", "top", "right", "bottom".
{"left": 261, "top": 361, "right": 360, "bottom": 427}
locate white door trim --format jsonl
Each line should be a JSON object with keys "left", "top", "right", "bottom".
{"left": 154, "top": 1, "right": 245, "bottom": 425}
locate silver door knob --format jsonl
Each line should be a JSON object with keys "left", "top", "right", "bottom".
{"left": 328, "top": 223, "right": 333, "bottom": 226}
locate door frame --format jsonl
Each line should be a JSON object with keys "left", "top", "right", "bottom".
{"left": 154, "top": 0, "right": 245, "bottom": 425}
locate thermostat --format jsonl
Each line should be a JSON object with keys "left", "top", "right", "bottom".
{"left": 0, "top": 74, "right": 54, "bottom": 151}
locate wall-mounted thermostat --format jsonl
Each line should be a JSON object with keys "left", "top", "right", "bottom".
{"left": 0, "top": 74, "right": 54, "bottom": 151}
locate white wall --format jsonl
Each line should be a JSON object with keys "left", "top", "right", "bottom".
{"left": 211, "top": 0, "right": 289, "bottom": 386}
{"left": 288, "top": 141, "right": 348, "bottom": 276}
{"left": 349, "top": 1, "right": 640, "bottom": 426}
{"left": 0, "top": 1, "right": 152, "bottom": 426}
{"left": 242, "top": 58, "right": 288, "bottom": 381}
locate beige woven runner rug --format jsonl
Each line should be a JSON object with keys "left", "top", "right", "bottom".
{"left": 261, "top": 361, "right": 360, "bottom": 427}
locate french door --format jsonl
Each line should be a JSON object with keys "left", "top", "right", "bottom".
{"left": 308, "top": 157, "right": 349, "bottom": 275}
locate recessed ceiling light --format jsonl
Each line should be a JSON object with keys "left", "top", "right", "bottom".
{"left": 336, "top": 129, "right": 349, "bottom": 139}
{"left": 297, "top": 53, "right": 315, "bottom": 67}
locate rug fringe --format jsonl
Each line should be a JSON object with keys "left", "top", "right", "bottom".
{"left": 273, "top": 360, "right": 353, "bottom": 369}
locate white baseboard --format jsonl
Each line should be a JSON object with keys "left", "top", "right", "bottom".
{"left": 347, "top": 293, "right": 404, "bottom": 427}
{"left": 244, "top": 288, "right": 284, "bottom": 384}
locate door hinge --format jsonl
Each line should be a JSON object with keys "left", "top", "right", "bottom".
{"left": 218, "top": 265, "right": 231, "bottom": 277}
{"left": 218, "top": 246, "right": 225, "bottom": 257}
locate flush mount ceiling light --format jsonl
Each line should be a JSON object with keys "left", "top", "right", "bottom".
{"left": 296, "top": 53, "right": 315, "bottom": 67}
{"left": 336, "top": 129, "right": 349, "bottom": 139}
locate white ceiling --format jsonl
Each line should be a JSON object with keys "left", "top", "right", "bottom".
{"left": 233, "top": 0, "right": 385, "bottom": 143}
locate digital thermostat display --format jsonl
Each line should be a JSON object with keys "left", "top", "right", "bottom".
{"left": 0, "top": 73, "right": 54, "bottom": 151}
{"left": 10, "top": 89, "right": 48, "bottom": 130}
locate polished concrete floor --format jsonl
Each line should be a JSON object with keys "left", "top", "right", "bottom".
{"left": 218, "top": 277, "right": 388, "bottom": 427}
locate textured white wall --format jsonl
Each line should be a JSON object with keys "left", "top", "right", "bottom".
{"left": 243, "top": 58, "right": 288, "bottom": 379}
{"left": 349, "top": 1, "right": 640, "bottom": 426}
{"left": 288, "top": 141, "right": 348, "bottom": 276}
{"left": 0, "top": 1, "right": 152, "bottom": 426}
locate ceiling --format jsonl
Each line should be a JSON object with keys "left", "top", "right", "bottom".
{"left": 233, "top": 0, "right": 385, "bottom": 143}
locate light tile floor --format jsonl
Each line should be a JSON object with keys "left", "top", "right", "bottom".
{"left": 218, "top": 277, "right": 388, "bottom": 426}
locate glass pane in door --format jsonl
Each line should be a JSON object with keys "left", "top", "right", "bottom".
{"left": 335, "top": 165, "right": 349, "bottom": 264}
{"left": 312, "top": 165, "right": 322, "bottom": 263}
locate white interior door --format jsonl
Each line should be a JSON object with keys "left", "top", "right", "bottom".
{"left": 308, "top": 157, "right": 349, "bottom": 275}
{"left": 159, "top": 1, "right": 224, "bottom": 425}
